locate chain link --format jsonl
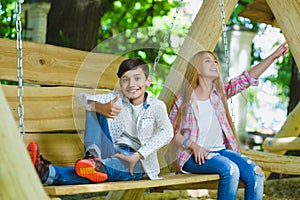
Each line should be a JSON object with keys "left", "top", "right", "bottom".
{"left": 219, "top": 0, "right": 235, "bottom": 123}
{"left": 152, "top": 0, "right": 183, "bottom": 71}
{"left": 16, "top": 0, "right": 25, "bottom": 137}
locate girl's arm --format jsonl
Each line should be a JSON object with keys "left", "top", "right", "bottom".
{"left": 249, "top": 41, "right": 288, "bottom": 79}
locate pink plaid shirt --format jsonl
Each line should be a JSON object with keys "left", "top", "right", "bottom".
{"left": 169, "top": 70, "right": 259, "bottom": 172}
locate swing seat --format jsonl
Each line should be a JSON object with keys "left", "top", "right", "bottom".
{"left": 1, "top": 39, "right": 299, "bottom": 199}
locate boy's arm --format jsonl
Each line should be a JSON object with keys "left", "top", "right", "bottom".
{"left": 76, "top": 92, "right": 121, "bottom": 118}
{"left": 88, "top": 95, "right": 121, "bottom": 118}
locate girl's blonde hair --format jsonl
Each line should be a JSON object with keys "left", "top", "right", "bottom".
{"left": 174, "top": 51, "right": 240, "bottom": 145}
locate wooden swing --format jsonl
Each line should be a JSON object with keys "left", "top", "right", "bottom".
{"left": 1, "top": 0, "right": 300, "bottom": 199}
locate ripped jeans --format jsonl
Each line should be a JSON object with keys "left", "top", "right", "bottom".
{"left": 182, "top": 149, "right": 265, "bottom": 200}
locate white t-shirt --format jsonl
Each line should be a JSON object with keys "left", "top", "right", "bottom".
{"left": 196, "top": 99, "right": 225, "bottom": 151}
{"left": 117, "top": 103, "right": 143, "bottom": 150}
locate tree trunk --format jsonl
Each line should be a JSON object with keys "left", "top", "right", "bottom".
{"left": 288, "top": 57, "right": 300, "bottom": 114}
{"left": 46, "top": 0, "right": 103, "bottom": 51}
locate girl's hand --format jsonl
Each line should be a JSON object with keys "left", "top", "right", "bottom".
{"left": 189, "top": 142, "right": 211, "bottom": 165}
{"left": 270, "top": 41, "right": 289, "bottom": 60}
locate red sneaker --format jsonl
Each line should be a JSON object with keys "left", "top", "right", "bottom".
{"left": 27, "top": 141, "right": 50, "bottom": 183}
{"left": 75, "top": 157, "right": 108, "bottom": 183}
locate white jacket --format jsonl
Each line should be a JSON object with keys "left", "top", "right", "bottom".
{"left": 76, "top": 90, "right": 173, "bottom": 180}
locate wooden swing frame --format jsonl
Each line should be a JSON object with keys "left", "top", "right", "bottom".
{"left": 1, "top": 0, "right": 300, "bottom": 199}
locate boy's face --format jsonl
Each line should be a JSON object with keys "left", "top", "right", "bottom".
{"left": 119, "top": 67, "right": 151, "bottom": 105}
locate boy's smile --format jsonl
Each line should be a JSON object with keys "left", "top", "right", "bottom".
{"left": 119, "top": 67, "right": 151, "bottom": 105}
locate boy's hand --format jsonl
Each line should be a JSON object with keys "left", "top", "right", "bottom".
{"left": 113, "top": 152, "right": 142, "bottom": 176}
{"left": 90, "top": 95, "right": 121, "bottom": 118}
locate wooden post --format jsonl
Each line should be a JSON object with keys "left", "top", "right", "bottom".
{"left": 0, "top": 87, "right": 49, "bottom": 200}
{"left": 159, "top": 0, "right": 239, "bottom": 110}
{"left": 266, "top": 0, "right": 300, "bottom": 71}
{"left": 263, "top": 137, "right": 300, "bottom": 152}
{"left": 262, "top": 101, "right": 300, "bottom": 178}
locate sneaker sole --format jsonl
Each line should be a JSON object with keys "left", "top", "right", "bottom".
{"left": 27, "top": 141, "right": 38, "bottom": 165}
{"left": 75, "top": 159, "right": 108, "bottom": 183}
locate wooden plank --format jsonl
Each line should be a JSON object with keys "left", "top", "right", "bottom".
{"left": 0, "top": 87, "right": 49, "bottom": 200}
{"left": 239, "top": 0, "right": 279, "bottom": 27}
{"left": 266, "top": 0, "right": 300, "bottom": 72}
{"left": 159, "top": 0, "right": 239, "bottom": 110}
{"left": 2, "top": 84, "right": 109, "bottom": 132}
{"left": 242, "top": 149, "right": 300, "bottom": 175}
{"left": 160, "top": 180, "right": 244, "bottom": 190}
{"left": 23, "top": 133, "right": 84, "bottom": 166}
{"left": 44, "top": 173, "right": 220, "bottom": 196}
{"left": 263, "top": 137, "right": 300, "bottom": 152}
{"left": 0, "top": 38, "right": 125, "bottom": 89}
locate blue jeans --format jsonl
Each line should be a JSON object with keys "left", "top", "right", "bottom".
{"left": 182, "top": 149, "right": 264, "bottom": 200}
{"left": 46, "top": 111, "right": 145, "bottom": 185}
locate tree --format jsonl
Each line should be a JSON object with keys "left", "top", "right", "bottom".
{"left": 46, "top": 0, "right": 103, "bottom": 51}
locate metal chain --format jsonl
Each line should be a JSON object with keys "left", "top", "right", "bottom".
{"left": 219, "top": 0, "right": 235, "bottom": 123}
{"left": 152, "top": 0, "right": 183, "bottom": 71}
{"left": 16, "top": 0, "right": 25, "bottom": 137}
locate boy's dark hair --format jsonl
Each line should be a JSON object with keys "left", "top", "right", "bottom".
{"left": 117, "top": 58, "right": 149, "bottom": 78}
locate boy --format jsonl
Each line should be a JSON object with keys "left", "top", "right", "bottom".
{"left": 27, "top": 58, "right": 173, "bottom": 185}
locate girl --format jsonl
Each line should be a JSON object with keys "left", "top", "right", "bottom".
{"left": 169, "top": 41, "right": 288, "bottom": 200}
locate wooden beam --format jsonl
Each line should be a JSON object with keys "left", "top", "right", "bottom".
{"left": 263, "top": 137, "right": 300, "bottom": 152}
{"left": 262, "top": 102, "right": 300, "bottom": 155}
{"left": 239, "top": 0, "right": 279, "bottom": 27}
{"left": 159, "top": 0, "right": 239, "bottom": 110}
{"left": 266, "top": 0, "right": 300, "bottom": 71}
{"left": 0, "top": 87, "right": 49, "bottom": 200}
{"left": 0, "top": 38, "right": 125, "bottom": 89}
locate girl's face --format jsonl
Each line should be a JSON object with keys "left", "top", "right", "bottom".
{"left": 119, "top": 67, "right": 151, "bottom": 105}
{"left": 198, "top": 52, "right": 219, "bottom": 80}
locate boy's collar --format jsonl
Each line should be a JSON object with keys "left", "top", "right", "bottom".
{"left": 121, "top": 91, "right": 150, "bottom": 109}
{"left": 142, "top": 92, "right": 150, "bottom": 108}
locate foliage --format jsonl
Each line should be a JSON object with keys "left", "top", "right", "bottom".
{"left": 0, "top": 0, "right": 18, "bottom": 39}
{"left": 228, "top": 0, "right": 259, "bottom": 31}
{"left": 0, "top": 0, "right": 20, "bottom": 84}
{"left": 96, "top": 0, "right": 183, "bottom": 97}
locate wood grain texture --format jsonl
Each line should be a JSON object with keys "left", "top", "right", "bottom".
{"left": 0, "top": 38, "right": 125, "bottom": 89}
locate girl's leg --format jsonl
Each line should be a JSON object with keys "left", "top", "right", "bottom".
{"left": 84, "top": 111, "right": 115, "bottom": 159}
{"left": 219, "top": 149, "right": 265, "bottom": 200}
{"left": 183, "top": 154, "right": 240, "bottom": 200}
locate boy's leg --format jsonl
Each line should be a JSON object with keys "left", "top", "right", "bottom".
{"left": 84, "top": 111, "right": 115, "bottom": 159}
{"left": 27, "top": 141, "right": 99, "bottom": 185}
{"left": 75, "top": 145, "right": 145, "bottom": 182}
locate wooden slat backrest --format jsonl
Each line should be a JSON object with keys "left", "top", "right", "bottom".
{"left": 0, "top": 38, "right": 124, "bottom": 89}
{"left": 2, "top": 85, "right": 109, "bottom": 132}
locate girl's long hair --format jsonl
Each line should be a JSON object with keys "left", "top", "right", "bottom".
{"left": 173, "top": 51, "right": 240, "bottom": 145}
